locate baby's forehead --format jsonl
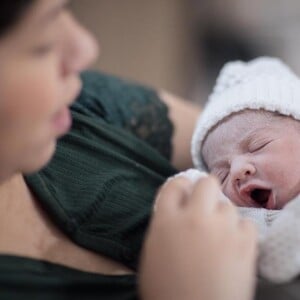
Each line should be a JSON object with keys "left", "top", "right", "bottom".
{"left": 218, "top": 109, "right": 278, "bottom": 127}
{"left": 202, "top": 109, "right": 296, "bottom": 167}
{"left": 210, "top": 109, "right": 297, "bottom": 135}
{"left": 205, "top": 110, "right": 273, "bottom": 143}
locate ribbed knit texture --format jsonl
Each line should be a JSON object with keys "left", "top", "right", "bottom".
{"left": 25, "top": 71, "right": 177, "bottom": 271}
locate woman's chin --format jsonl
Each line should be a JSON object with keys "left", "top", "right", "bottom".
{"left": 23, "top": 140, "right": 57, "bottom": 174}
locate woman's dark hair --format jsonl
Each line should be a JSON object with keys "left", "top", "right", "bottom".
{"left": 0, "top": 0, "right": 36, "bottom": 37}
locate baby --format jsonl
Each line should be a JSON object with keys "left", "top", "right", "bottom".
{"left": 184, "top": 57, "right": 300, "bottom": 283}
{"left": 191, "top": 56, "right": 300, "bottom": 207}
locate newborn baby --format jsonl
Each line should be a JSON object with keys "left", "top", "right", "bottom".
{"left": 201, "top": 109, "right": 300, "bottom": 210}
{"left": 189, "top": 57, "right": 300, "bottom": 283}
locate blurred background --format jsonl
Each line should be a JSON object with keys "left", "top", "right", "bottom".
{"left": 71, "top": 0, "right": 300, "bottom": 104}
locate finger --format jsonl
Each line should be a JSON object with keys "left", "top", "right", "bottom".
{"left": 172, "top": 169, "right": 208, "bottom": 184}
{"left": 238, "top": 218, "right": 258, "bottom": 258}
{"left": 215, "top": 200, "right": 239, "bottom": 225}
{"left": 239, "top": 218, "right": 258, "bottom": 241}
{"left": 187, "top": 175, "right": 221, "bottom": 214}
{"left": 154, "top": 176, "right": 193, "bottom": 217}
{"left": 219, "top": 191, "right": 231, "bottom": 203}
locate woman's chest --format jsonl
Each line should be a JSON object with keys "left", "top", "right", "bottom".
{"left": 0, "top": 194, "right": 133, "bottom": 275}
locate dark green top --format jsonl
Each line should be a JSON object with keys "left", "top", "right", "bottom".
{"left": 0, "top": 71, "right": 299, "bottom": 299}
{"left": 25, "top": 71, "right": 177, "bottom": 271}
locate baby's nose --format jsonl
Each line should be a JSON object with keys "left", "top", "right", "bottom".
{"left": 230, "top": 158, "right": 256, "bottom": 184}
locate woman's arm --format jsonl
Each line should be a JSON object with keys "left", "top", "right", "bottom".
{"left": 159, "top": 91, "right": 201, "bottom": 171}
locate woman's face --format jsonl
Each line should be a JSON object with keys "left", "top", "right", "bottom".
{"left": 0, "top": 0, "right": 98, "bottom": 181}
{"left": 202, "top": 111, "right": 300, "bottom": 209}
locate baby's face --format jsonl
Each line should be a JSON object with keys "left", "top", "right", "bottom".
{"left": 202, "top": 110, "right": 300, "bottom": 209}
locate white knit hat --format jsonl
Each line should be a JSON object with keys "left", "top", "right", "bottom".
{"left": 191, "top": 57, "right": 300, "bottom": 171}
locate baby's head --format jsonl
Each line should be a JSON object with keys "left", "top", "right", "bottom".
{"left": 192, "top": 57, "right": 300, "bottom": 209}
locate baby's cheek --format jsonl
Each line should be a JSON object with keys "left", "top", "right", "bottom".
{"left": 267, "top": 166, "right": 289, "bottom": 189}
{"left": 222, "top": 186, "right": 234, "bottom": 203}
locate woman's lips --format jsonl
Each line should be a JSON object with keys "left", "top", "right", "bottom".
{"left": 50, "top": 78, "right": 82, "bottom": 136}
{"left": 52, "top": 106, "right": 72, "bottom": 135}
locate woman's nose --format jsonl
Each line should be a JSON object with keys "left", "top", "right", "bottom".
{"left": 60, "top": 13, "right": 99, "bottom": 76}
{"left": 230, "top": 157, "right": 256, "bottom": 185}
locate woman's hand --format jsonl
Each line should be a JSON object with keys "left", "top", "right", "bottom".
{"left": 139, "top": 176, "right": 257, "bottom": 300}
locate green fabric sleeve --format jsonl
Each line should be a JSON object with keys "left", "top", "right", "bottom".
{"left": 72, "top": 71, "right": 174, "bottom": 160}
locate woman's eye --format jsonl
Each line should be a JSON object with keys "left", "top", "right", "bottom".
{"left": 33, "top": 43, "right": 55, "bottom": 56}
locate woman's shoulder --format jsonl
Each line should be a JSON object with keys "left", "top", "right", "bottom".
{"left": 72, "top": 70, "right": 164, "bottom": 123}
{"left": 71, "top": 70, "right": 174, "bottom": 160}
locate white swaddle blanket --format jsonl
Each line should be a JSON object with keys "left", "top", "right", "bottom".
{"left": 171, "top": 169, "right": 300, "bottom": 283}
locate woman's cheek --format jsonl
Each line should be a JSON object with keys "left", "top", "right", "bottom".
{"left": 7, "top": 81, "right": 57, "bottom": 122}
{"left": 1, "top": 63, "right": 60, "bottom": 120}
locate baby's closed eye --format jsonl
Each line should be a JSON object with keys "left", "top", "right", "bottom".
{"left": 248, "top": 138, "right": 273, "bottom": 153}
{"left": 214, "top": 169, "right": 229, "bottom": 184}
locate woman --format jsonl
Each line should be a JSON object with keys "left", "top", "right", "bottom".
{"left": 0, "top": 1, "right": 257, "bottom": 299}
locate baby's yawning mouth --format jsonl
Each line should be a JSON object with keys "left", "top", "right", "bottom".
{"left": 250, "top": 188, "right": 272, "bottom": 208}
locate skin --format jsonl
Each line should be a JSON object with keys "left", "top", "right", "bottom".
{"left": 0, "top": 1, "right": 257, "bottom": 298}
{"left": 0, "top": 0, "right": 98, "bottom": 180}
{"left": 0, "top": 0, "right": 135, "bottom": 275}
{"left": 202, "top": 110, "right": 300, "bottom": 209}
{"left": 0, "top": 0, "right": 199, "bottom": 179}
{"left": 140, "top": 176, "right": 257, "bottom": 300}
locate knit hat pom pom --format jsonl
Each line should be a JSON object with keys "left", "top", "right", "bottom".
{"left": 213, "top": 57, "right": 297, "bottom": 96}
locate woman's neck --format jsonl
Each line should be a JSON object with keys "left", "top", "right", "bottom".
{"left": 0, "top": 173, "right": 30, "bottom": 216}
{"left": 0, "top": 173, "right": 56, "bottom": 257}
